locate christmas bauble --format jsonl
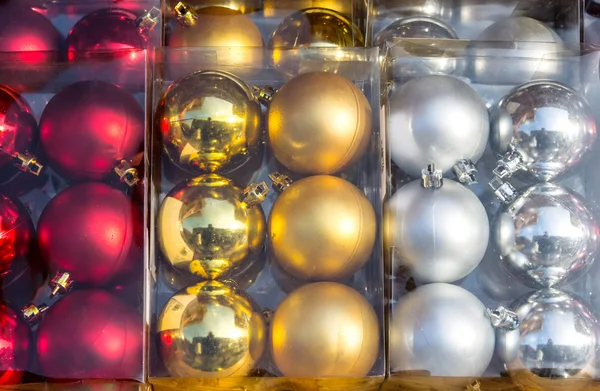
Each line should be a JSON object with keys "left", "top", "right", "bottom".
{"left": 165, "top": 0, "right": 261, "bottom": 13}
{"left": 0, "top": 304, "right": 29, "bottom": 385}
{"left": 375, "top": 16, "right": 458, "bottom": 46}
{"left": 38, "top": 182, "right": 142, "bottom": 286}
{"left": 0, "top": 3, "right": 62, "bottom": 92}
{"left": 269, "top": 175, "right": 376, "bottom": 281}
{"left": 390, "top": 283, "right": 495, "bottom": 376}
{"left": 497, "top": 289, "right": 598, "bottom": 379}
{"left": 492, "top": 183, "right": 599, "bottom": 289}
{"left": 388, "top": 75, "right": 489, "bottom": 178}
{"left": 165, "top": 6, "right": 263, "bottom": 77}
{"left": 263, "top": 0, "right": 353, "bottom": 17}
{"left": 156, "top": 70, "right": 262, "bottom": 174}
{"left": 157, "top": 174, "right": 267, "bottom": 280}
{"left": 271, "top": 282, "right": 379, "bottom": 377}
{"left": 0, "top": 193, "right": 33, "bottom": 276}
{"left": 268, "top": 72, "right": 372, "bottom": 175}
{"left": 467, "top": 17, "right": 563, "bottom": 85}
{"left": 37, "top": 290, "right": 143, "bottom": 379}
{"left": 385, "top": 178, "right": 489, "bottom": 283}
{"left": 0, "top": 84, "right": 38, "bottom": 175}
{"left": 491, "top": 81, "right": 596, "bottom": 183}
{"left": 268, "top": 8, "right": 364, "bottom": 76}
{"left": 157, "top": 280, "right": 266, "bottom": 377}
{"left": 39, "top": 81, "right": 144, "bottom": 181}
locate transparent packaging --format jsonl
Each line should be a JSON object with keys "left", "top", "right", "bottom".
{"left": 383, "top": 39, "right": 600, "bottom": 390}
{"left": 148, "top": 46, "right": 385, "bottom": 391}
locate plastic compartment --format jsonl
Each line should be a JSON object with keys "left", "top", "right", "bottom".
{"left": 382, "top": 40, "right": 600, "bottom": 390}
{"left": 148, "top": 46, "right": 385, "bottom": 391}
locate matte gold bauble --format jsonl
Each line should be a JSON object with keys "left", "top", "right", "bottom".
{"left": 268, "top": 174, "right": 376, "bottom": 280}
{"left": 157, "top": 280, "right": 266, "bottom": 378}
{"left": 271, "top": 282, "right": 379, "bottom": 377}
{"left": 166, "top": 5, "right": 264, "bottom": 75}
{"left": 156, "top": 70, "right": 262, "bottom": 174}
{"left": 263, "top": 0, "right": 354, "bottom": 18}
{"left": 157, "top": 174, "right": 269, "bottom": 280}
{"left": 268, "top": 8, "right": 364, "bottom": 76}
{"left": 268, "top": 72, "right": 372, "bottom": 175}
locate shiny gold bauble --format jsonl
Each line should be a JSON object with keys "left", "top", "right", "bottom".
{"left": 157, "top": 174, "right": 267, "bottom": 280}
{"left": 157, "top": 280, "right": 266, "bottom": 378}
{"left": 271, "top": 282, "right": 380, "bottom": 377}
{"left": 268, "top": 8, "right": 365, "bottom": 76}
{"left": 268, "top": 72, "right": 372, "bottom": 175}
{"left": 165, "top": 0, "right": 261, "bottom": 13}
{"left": 165, "top": 6, "right": 264, "bottom": 75}
{"left": 269, "top": 175, "right": 376, "bottom": 280}
{"left": 263, "top": 0, "right": 354, "bottom": 18}
{"left": 156, "top": 70, "right": 262, "bottom": 174}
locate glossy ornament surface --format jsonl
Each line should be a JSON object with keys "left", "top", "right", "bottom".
{"left": 497, "top": 289, "right": 598, "bottom": 379}
{"left": 157, "top": 174, "right": 267, "bottom": 280}
{"left": 156, "top": 70, "right": 262, "bottom": 174}
{"left": 493, "top": 183, "right": 599, "bottom": 289}
{"left": 268, "top": 8, "right": 364, "bottom": 76}
{"left": 0, "top": 194, "right": 32, "bottom": 276}
{"left": 37, "top": 290, "right": 143, "bottom": 379}
{"left": 157, "top": 280, "right": 266, "bottom": 377}
{"left": 271, "top": 282, "right": 379, "bottom": 377}
{"left": 0, "top": 304, "right": 29, "bottom": 385}
{"left": 491, "top": 81, "right": 596, "bottom": 183}
{"left": 467, "top": 17, "right": 563, "bottom": 85}
{"left": 375, "top": 15, "right": 458, "bottom": 46}
{"left": 0, "top": 3, "right": 61, "bottom": 92}
{"left": 388, "top": 75, "right": 489, "bottom": 178}
{"left": 268, "top": 72, "right": 372, "bottom": 175}
{"left": 39, "top": 81, "right": 144, "bottom": 182}
{"left": 263, "top": 0, "right": 353, "bottom": 17}
{"left": 38, "top": 182, "right": 142, "bottom": 286}
{"left": 269, "top": 175, "right": 376, "bottom": 281}
{"left": 385, "top": 178, "right": 489, "bottom": 283}
{"left": 390, "top": 283, "right": 495, "bottom": 376}
{"left": 0, "top": 84, "right": 38, "bottom": 174}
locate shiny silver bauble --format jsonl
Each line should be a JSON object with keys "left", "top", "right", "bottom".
{"left": 385, "top": 179, "right": 489, "bottom": 283}
{"left": 375, "top": 16, "right": 458, "bottom": 46}
{"left": 466, "top": 17, "right": 564, "bottom": 85}
{"left": 491, "top": 81, "right": 596, "bottom": 183}
{"left": 388, "top": 75, "right": 489, "bottom": 178}
{"left": 390, "top": 283, "right": 495, "bottom": 376}
{"left": 492, "top": 183, "right": 599, "bottom": 289}
{"left": 497, "top": 289, "right": 599, "bottom": 379}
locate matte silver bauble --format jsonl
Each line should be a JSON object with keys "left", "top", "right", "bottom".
{"left": 467, "top": 17, "right": 564, "bottom": 85}
{"left": 388, "top": 75, "right": 489, "bottom": 178}
{"left": 390, "top": 283, "right": 495, "bottom": 376}
{"left": 493, "top": 183, "right": 599, "bottom": 289}
{"left": 491, "top": 81, "right": 596, "bottom": 183}
{"left": 385, "top": 178, "right": 489, "bottom": 283}
{"left": 497, "top": 289, "right": 599, "bottom": 379}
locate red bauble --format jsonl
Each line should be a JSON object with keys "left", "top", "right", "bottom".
{"left": 36, "top": 290, "right": 142, "bottom": 380}
{"left": 0, "top": 3, "right": 62, "bottom": 92}
{"left": 37, "top": 182, "right": 142, "bottom": 286}
{"left": 0, "top": 84, "right": 38, "bottom": 174}
{"left": 39, "top": 81, "right": 144, "bottom": 181}
{"left": 0, "top": 304, "right": 29, "bottom": 385}
{"left": 0, "top": 193, "right": 32, "bottom": 275}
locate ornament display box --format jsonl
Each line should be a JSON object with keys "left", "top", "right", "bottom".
{"left": 147, "top": 46, "right": 385, "bottom": 391}
{"left": 382, "top": 39, "right": 600, "bottom": 390}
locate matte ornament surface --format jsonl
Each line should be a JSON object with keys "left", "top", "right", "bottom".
{"left": 0, "top": 305, "right": 29, "bottom": 385}
{"left": 388, "top": 75, "right": 489, "bottom": 177}
{"left": 493, "top": 183, "right": 599, "bottom": 288}
{"left": 37, "top": 290, "right": 143, "bottom": 379}
{"left": 271, "top": 282, "right": 379, "bottom": 377}
{"left": 497, "top": 290, "right": 598, "bottom": 379}
{"left": 269, "top": 175, "right": 376, "bottom": 281}
{"left": 491, "top": 81, "right": 596, "bottom": 183}
{"left": 157, "top": 174, "right": 266, "bottom": 280}
{"left": 157, "top": 280, "right": 266, "bottom": 378}
{"left": 156, "top": 70, "right": 262, "bottom": 174}
{"left": 390, "top": 283, "right": 495, "bottom": 377}
{"left": 268, "top": 72, "right": 372, "bottom": 175}
{"left": 39, "top": 81, "right": 144, "bottom": 181}
{"left": 0, "top": 84, "right": 37, "bottom": 172}
{"left": 385, "top": 179, "right": 489, "bottom": 283}
{"left": 0, "top": 194, "right": 32, "bottom": 275}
